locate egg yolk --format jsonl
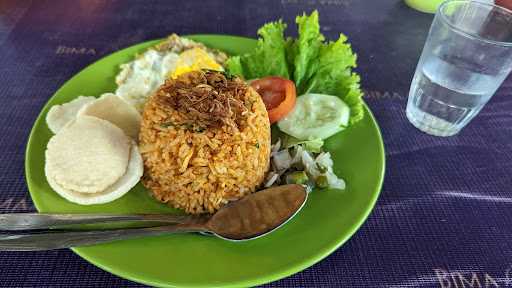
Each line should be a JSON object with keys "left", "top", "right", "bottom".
{"left": 170, "top": 48, "right": 222, "bottom": 79}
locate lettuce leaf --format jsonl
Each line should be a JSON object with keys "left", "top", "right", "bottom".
{"left": 225, "top": 56, "right": 243, "bottom": 78}
{"left": 304, "top": 34, "right": 364, "bottom": 124}
{"left": 226, "top": 21, "right": 289, "bottom": 79}
{"left": 291, "top": 11, "right": 324, "bottom": 93}
{"left": 226, "top": 11, "right": 364, "bottom": 126}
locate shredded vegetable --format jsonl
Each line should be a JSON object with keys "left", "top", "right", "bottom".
{"left": 266, "top": 137, "right": 345, "bottom": 191}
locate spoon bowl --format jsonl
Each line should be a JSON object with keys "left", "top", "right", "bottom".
{"left": 206, "top": 184, "right": 308, "bottom": 241}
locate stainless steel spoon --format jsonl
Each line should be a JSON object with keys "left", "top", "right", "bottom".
{"left": 0, "top": 184, "right": 307, "bottom": 251}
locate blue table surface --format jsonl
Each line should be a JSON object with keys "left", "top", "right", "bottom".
{"left": 1, "top": 0, "right": 512, "bottom": 287}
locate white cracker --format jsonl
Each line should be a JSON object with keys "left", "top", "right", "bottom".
{"left": 46, "top": 96, "right": 96, "bottom": 134}
{"left": 45, "top": 115, "right": 131, "bottom": 193}
{"left": 78, "top": 93, "right": 141, "bottom": 140}
{"left": 45, "top": 143, "right": 143, "bottom": 205}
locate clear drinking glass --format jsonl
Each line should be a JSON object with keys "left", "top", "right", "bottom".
{"left": 406, "top": 0, "right": 512, "bottom": 136}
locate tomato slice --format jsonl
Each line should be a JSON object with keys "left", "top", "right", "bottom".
{"left": 250, "top": 76, "right": 296, "bottom": 124}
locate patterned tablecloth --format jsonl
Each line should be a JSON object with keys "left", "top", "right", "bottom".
{"left": 1, "top": 0, "right": 511, "bottom": 287}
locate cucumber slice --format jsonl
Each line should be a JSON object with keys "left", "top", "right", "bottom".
{"left": 277, "top": 93, "right": 350, "bottom": 140}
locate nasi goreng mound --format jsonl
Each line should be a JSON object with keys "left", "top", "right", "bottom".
{"left": 139, "top": 70, "right": 271, "bottom": 214}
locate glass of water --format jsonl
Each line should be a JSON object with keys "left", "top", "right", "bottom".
{"left": 406, "top": 0, "right": 512, "bottom": 136}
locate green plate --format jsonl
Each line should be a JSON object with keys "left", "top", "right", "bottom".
{"left": 25, "top": 35, "right": 385, "bottom": 287}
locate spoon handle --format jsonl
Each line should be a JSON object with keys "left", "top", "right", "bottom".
{"left": 0, "top": 213, "right": 196, "bottom": 230}
{"left": 0, "top": 224, "right": 207, "bottom": 251}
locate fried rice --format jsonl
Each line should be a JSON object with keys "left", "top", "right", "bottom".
{"left": 139, "top": 70, "right": 271, "bottom": 214}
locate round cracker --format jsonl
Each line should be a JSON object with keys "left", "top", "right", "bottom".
{"left": 45, "top": 115, "right": 131, "bottom": 193}
{"left": 78, "top": 93, "right": 141, "bottom": 140}
{"left": 45, "top": 143, "right": 143, "bottom": 205}
{"left": 46, "top": 96, "right": 96, "bottom": 134}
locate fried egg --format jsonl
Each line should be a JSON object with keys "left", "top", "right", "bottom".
{"left": 115, "top": 35, "right": 227, "bottom": 111}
